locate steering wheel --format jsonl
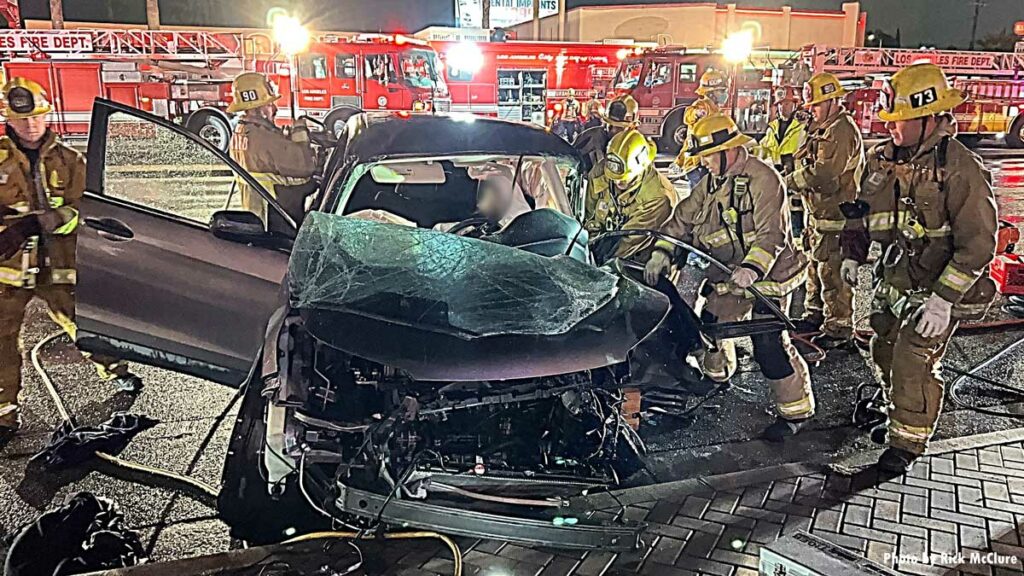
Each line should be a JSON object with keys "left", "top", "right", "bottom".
{"left": 446, "top": 216, "right": 491, "bottom": 237}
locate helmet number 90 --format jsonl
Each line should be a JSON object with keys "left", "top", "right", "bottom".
{"left": 239, "top": 90, "right": 260, "bottom": 103}
{"left": 909, "top": 87, "right": 937, "bottom": 109}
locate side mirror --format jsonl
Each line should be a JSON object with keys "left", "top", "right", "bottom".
{"left": 210, "top": 210, "right": 270, "bottom": 244}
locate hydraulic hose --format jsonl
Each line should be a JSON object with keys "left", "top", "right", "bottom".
{"left": 947, "top": 333, "right": 1024, "bottom": 419}
{"left": 32, "top": 330, "right": 221, "bottom": 499}
{"left": 285, "top": 531, "right": 463, "bottom": 576}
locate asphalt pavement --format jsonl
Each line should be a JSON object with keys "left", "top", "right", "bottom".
{"left": 1, "top": 151, "right": 1023, "bottom": 570}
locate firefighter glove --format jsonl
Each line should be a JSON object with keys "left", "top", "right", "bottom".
{"left": 36, "top": 210, "right": 64, "bottom": 235}
{"left": 915, "top": 293, "right": 953, "bottom": 339}
{"left": 841, "top": 259, "right": 860, "bottom": 286}
{"left": 644, "top": 249, "right": 672, "bottom": 286}
{"left": 730, "top": 266, "right": 759, "bottom": 289}
{"left": 0, "top": 215, "right": 41, "bottom": 260}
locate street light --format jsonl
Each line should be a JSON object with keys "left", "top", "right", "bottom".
{"left": 722, "top": 29, "right": 753, "bottom": 122}
{"left": 270, "top": 9, "right": 310, "bottom": 121}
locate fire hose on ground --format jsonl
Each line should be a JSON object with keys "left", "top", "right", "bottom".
{"left": 31, "top": 330, "right": 464, "bottom": 575}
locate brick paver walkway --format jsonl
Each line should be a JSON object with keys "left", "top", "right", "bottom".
{"left": 379, "top": 438, "right": 1024, "bottom": 576}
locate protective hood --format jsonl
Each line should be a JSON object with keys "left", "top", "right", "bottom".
{"left": 288, "top": 214, "right": 671, "bottom": 381}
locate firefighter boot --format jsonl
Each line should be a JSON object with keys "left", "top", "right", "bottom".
{"left": 878, "top": 447, "right": 919, "bottom": 474}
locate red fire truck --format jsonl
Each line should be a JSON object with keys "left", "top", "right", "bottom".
{"left": 281, "top": 33, "right": 450, "bottom": 135}
{"left": 801, "top": 45, "right": 1024, "bottom": 147}
{"left": 606, "top": 46, "right": 784, "bottom": 152}
{"left": 431, "top": 39, "right": 633, "bottom": 126}
{"left": 0, "top": 29, "right": 449, "bottom": 148}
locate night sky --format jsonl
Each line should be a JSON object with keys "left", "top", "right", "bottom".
{"left": 18, "top": 0, "right": 1024, "bottom": 49}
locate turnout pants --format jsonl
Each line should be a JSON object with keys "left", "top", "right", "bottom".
{"left": 701, "top": 287, "right": 815, "bottom": 421}
{"left": 870, "top": 307, "right": 957, "bottom": 455}
{"left": 0, "top": 284, "right": 128, "bottom": 428}
{"left": 804, "top": 230, "right": 854, "bottom": 338}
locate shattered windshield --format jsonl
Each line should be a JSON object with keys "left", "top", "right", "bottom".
{"left": 289, "top": 214, "right": 618, "bottom": 338}
{"left": 337, "top": 154, "right": 582, "bottom": 229}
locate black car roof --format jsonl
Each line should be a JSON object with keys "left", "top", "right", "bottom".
{"left": 343, "top": 112, "right": 580, "bottom": 162}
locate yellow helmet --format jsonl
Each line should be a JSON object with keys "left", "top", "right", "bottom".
{"left": 683, "top": 98, "right": 719, "bottom": 128}
{"left": 686, "top": 113, "right": 753, "bottom": 158}
{"left": 877, "top": 62, "right": 966, "bottom": 123}
{"left": 2, "top": 78, "right": 52, "bottom": 120}
{"left": 802, "top": 72, "right": 847, "bottom": 107}
{"left": 696, "top": 69, "right": 729, "bottom": 97}
{"left": 604, "top": 128, "right": 656, "bottom": 183}
{"left": 601, "top": 94, "right": 639, "bottom": 128}
{"left": 227, "top": 72, "right": 281, "bottom": 113}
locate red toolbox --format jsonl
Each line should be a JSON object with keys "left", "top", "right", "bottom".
{"left": 992, "top": 253, "right": 1024, "bottom": 295}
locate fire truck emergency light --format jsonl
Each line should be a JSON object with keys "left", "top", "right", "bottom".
{"left": 271, "top": 12, "right": 311, "bottom": 56}
{"left": 446, "top": 42, "right": 484, "bottom": 76}
{"left": 722, "top": 29, "right": 754, "bottom": 64}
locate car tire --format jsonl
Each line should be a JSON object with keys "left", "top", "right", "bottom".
{"left": 658, "top": 112, "right": 684, "bottom": 156}
{"left": 324, "top": 106, "right": 361, "bottom": 138}
{"left": 186, "top": 109, "right": 232, "bottom": 152}
{"left": 1007, "top": 115, "right": 1024, "bottom": 149}
{"left": 218, "top": 370, "right": 328, "bottom": 544}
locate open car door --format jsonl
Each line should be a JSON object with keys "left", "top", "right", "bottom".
{"left": 76, "top": 99, "right": 293, "bottom": 386}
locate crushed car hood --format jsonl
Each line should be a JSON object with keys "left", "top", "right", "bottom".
{"left": 289, "top": 214, "right": 671, "bottom": 381}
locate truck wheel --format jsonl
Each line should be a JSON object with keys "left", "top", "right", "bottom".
{"left": 218, "top": 370, "right": 328, "bottom": 544}
{"left": 324, "top": 106, "right": 361, "bottom": 138}
{"left": 658, "top": 113, "right": 684, "bottom": 156}
{"left": 1007, "top": 115, "right": 1024, "bottom": 149}
{"left": 186, "top": 110, "right": 232, "bottom": 151}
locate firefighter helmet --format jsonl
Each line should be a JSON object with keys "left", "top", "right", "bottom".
{"left": 604, "top": 128, "right": 656, "bottom": 183}
{"left": 802, "top": 72, "right": 847, "bottom": 107}
{"left": 774, "top": 86, "right": 801, "bottom": 105}
{"left": 686, "top": 113, "right": 754, "bottom": 158}
{"left": 696, "top": 69, "right": 729, "bottom": 97}
{"left": 683, "top": 98, "right": 719, "bottom": 128}
{"left": 2, "top": 78, "right": 52, "bottom": 120}
{"left": 227, "top": 72, "right": 281, "bottom": 113}
{"left": 877, "top": 62, "right": 966, "bottom": 122}
{"left": 601, "top": 94, "right": 639, "bottom": 128}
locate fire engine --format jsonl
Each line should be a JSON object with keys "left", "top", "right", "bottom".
{"left": 280, "top": 33, "right": 450, "bottom": 135}
{"left": 801, "top": 45, "right": 1024, "bottom": 148}
{"left": 606, "top": 46, "right": 786, "bottom": 152}
{"left": 431, "top": 39, "right": 634, "bottom": 126}
{"left": 0, "top": 28, "right": 449, "bottom": 149}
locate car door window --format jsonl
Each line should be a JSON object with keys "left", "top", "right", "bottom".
{"left": 102, "top": 111, "right": 247, "bottom": 225}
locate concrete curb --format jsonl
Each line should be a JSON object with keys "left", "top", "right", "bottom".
{"left": 577, "top": 425, "right": 1024, "bottom": 510}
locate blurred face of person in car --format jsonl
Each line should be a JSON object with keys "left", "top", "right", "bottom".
{"left": 475, "top": 165, "right": 532, "bottom": 225}
{"left": 7, "top": 114, "right": 48, "bottom": 147}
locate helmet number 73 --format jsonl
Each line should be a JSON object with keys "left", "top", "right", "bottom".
{"left": 910, "top": 87, "right": 938, "bottom": 109}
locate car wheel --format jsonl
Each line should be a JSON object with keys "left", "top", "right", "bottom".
{"left": 218, "top": 370, "right": 328, "bottom": 544}
{"left": 658, "top": 113, "right": 683, "bottom": 156}
{"left": 324, "top": 107, "right": 360, "bottom": 138}
{"left": 1007, "top": 115, "right": 1024, "bottom": 149}
{"left": 186, "top": 110, "right": 232, "bottom": 152}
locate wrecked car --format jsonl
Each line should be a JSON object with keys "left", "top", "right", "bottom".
{"left": 75, "top": 100, "right": 782, "bottom": 549}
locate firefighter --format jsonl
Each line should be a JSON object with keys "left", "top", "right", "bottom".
{"left": 561, "top": 88, "right": 582, "bottom": 121}
{"left": 0, "top": 78, "right": 140, "bottom": 437}
{"left": 645, "top": 113, "right": 813, "bottom": 440}
{"left": 757, "top": 87, "right": 805, "bottom": 175}
{"left": 670, "top": 70, "right": 730, "bottom": 184}
{"left": 575, "top": 94, "right": 639, "bottom": 174}
{"left": 840, "top": 63, "right": 997, "bottom": 472}
{"left": 585, "top": 128, "right": 676, "bottom": 262}
{"left": 786, "top": 72, "right": 865, "bottom": 348}
{"left": 227, "top": 72, "right": 317, "bottom": 233}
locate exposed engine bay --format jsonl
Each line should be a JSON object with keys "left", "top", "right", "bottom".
{"left": 262, "top": 314, "right": 647, "bottom": 548}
